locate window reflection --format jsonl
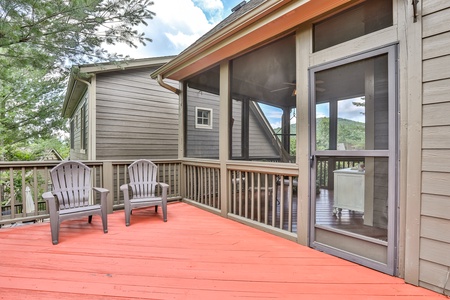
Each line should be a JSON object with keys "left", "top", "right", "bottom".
{"left": 337, "top": 98, "right": 365, "bottom": 150}
{"left": 315, "top": 54, "right": 389, "bottom": 151}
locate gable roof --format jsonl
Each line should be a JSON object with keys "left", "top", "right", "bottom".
{"left": 62, "top": 56, "right": 175, "bottom": 118}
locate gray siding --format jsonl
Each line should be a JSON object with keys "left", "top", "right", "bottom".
{"left": 185, "top": 88, "right": 220, "bottom": 159}
{"left": 248, "top": 105, "right": 279, "bottom": 159}
{"left": 69, "top": 94, "right": 88, "bottom": 161}
{"left": 95, "top": 68, "right": 179, "bottom": 160}
{"left": 186, "top": 90, "right": 279, "bottom": 159}
{"left": 420, "top": 0, "right": 450, "bottom": 294}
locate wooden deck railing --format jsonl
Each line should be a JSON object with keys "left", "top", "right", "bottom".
{"left": 1, "top": 157, "right": 365, "bottom": 237}
{"left": 183, "top": 161, "right": 221, "bottom": 210}
{"left": 0, "top": 160, "right": 182, "bottom": 227}
{"left": 316, "top": 157, "right": 365, "bottom": 188}
{"left": 227, "top": 163, "right": 298, "bottom": 234}
{"left": 1, "top": 159, "right": 298, "bottom": 238}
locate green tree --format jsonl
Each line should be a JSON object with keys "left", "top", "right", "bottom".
{"left": 0, "top": 0, "right": 155, "bottom": 160}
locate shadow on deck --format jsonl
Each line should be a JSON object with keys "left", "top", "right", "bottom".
{"left": 0, "top": 202, "right": 445, "bottom": 299}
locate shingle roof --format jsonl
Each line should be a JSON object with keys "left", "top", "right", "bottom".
{"left": 176, "top": 0, "right": 266, "bottom": 57}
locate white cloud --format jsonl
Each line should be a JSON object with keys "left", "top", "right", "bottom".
{"left": 106, "top": 0, "right": 236, "bottom": 59}
{"left": 195, "top": 0, "right": 224, "bottom": 10}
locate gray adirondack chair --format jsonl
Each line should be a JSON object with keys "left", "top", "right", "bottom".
{"left": 120, "top": 159, "right": 169, "bottom": 226}
{"left": 42, "top": 161, "right": 109, "bottom": 245}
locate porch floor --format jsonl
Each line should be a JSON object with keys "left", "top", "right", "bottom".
{"left": 0, "top": 202, "right": 445, "bottom": 300}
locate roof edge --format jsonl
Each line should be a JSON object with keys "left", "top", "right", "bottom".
{"left": 150, "top": 0, "right": 288, "bottom": 79}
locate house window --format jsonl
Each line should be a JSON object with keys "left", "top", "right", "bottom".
{"left": 70, "top": 120, "right": 75, "bottom": 149}
{"left": 313, "top": 0, "right": 393, "bottom": 52}
{"left": 195, "top": 107, "right": 213, "bottom": 129}
{"left": 80, "top": 104, "right": 87, "bottom": 150}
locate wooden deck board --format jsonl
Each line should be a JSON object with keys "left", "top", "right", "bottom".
{"left": 0, "top": 202, "right": 446, "bottom": 299}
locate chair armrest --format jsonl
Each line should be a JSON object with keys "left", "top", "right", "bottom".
{"left": 92, "top": 187, "right": 109, "bottom": 194}
{"left": 42, "top": 191, "right": 54, "bottom": 202}
{"left": 92, "top": 187, "right": 109, "bottom": 208}
{"left": 157, "top": 182, "right": 169, "bottom": 201}
{"left": 43, "top": 191, "right": 58, "bottom": 212}
{"left": 157, "top": 182, "right": 169, "bottom": 189}
{"left": 120, "top": 184, "right": 129, "bottom": 191}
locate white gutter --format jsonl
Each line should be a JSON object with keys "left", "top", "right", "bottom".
{"left": 156, "top": 74, "right": 180, "bottom": 95}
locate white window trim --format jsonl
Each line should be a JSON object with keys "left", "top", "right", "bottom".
{"left": 195, "top": 107, "right": 213, "bottom": 129}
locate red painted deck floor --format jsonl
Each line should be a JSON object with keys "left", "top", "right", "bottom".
{"left": 0, "top": 202, "right": 447, "bottom": 300}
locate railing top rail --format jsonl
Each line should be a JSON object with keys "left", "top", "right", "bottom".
{"left": 227, "top": 161, "right": 299, "bottom": 176}
{"left": 0, "top": 159, "right": 183, "bottom": 169}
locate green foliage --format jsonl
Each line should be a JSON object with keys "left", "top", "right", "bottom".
{"left": 0, "top": 0, "right": 155, "bottom": 74}
{"left": 316, "top": 117, "right": 365, "bottom": 150}
{"left": 4, "top": 137, "right": 69, "bottom": 161}
{"left": 336, "top": 118, "right": 365, "bottom": 150}
{"left": 0, "top": 0, "right": 154, "bottom": 160}
{"left": 316, "top": 117, "right": 330, "bottom": 151}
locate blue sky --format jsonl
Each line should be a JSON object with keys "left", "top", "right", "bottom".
{"left": 111, "top": 0, "right": 245, "bottom": 58}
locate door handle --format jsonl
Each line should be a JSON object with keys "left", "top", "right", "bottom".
{"left": 310, "top": 155, "right": 315, "bottom": 168}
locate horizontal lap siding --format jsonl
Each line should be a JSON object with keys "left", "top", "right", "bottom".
{"left": 248, "top": 109, "right": 279, "bottom": 158}
{"left": 185, "top": 89, "right": 221, "bottom": 159}
{"left": 95, "top": 68, "right": 179, "bottom": 160}
{"left": 420, "top": 0, "right": 450, "bottom": 294}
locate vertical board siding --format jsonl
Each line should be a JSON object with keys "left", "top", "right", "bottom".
{"left": 420, "top": 0, "right": 450, "bottom": 294}
{"left": 95, "top": 68, "right": 179, "bottom": 160}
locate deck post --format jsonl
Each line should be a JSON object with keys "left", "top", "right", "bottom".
{"left": 102, "top": 161, "right": 114, "bottom": 214}
{"left": 219, "top": 61, "right": 230, "bottom": 217}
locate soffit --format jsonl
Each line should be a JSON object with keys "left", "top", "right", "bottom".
{"left": 153, "top": 0, "right": 352, "bottom": 81}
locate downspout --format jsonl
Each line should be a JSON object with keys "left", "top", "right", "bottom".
{"left": 74, "top": 77, "right": 95, "bottom": 160}
{"left": 156, "top": 74, "right": 180, "bottom": 95}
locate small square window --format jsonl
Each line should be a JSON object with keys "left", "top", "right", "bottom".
{"left": 195, "top": 107, "right": 213, "bottom": 129}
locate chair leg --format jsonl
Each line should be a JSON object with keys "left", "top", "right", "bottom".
{"left": 50, "top": 217, "right": 59, "bottom": 245}
{"left": 50, "top": 211, "right": 61, "bottom": 245}
{"left": 155, "top": 205, "right": 158, "bottom": 213}
{"left": 162, "top": 204, "right": 167, "bottom": 222}
{"left": 101, "top": 209, "right": 108, "bottom": 233}
{"left": 125, "top": 207, "right": 131, "bottom": 226}
{"left": 88, "top": 215, "right": 93, "bottom": 223}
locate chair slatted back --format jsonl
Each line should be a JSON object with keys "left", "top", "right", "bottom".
{"left": 50, "top": 161, "right": 91, "bottom": 210}
{"left": 128, "top": 160, "right": 158, "bottom": 199}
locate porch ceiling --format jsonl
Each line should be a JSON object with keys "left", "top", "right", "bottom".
{"left": 151, "top": 0, "right": 353, "bottom": 82}
{"left": 0, "top": 202, "right": 445, "bottom": 299}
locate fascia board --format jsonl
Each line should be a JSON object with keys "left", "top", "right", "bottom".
{"left": 79, "top": 56, "right": 175, "bottom": 74}
{"left": 152, "top": 0, "right": 351, "bottom": 81}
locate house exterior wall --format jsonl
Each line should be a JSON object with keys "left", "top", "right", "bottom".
{"left": 94, "top": 67, "right": 179, "bottom": 160}
{"left": 69, "top": 93, "right": 88, "bottom": 160}
{"left": 419, "top": 0, "right": 450, "bottom": 294}
{"left": 186, "top": 88, "right": 279, "bottom": 160}
{"left": 185, "top": 88, "right": 220, "bottom": 159}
